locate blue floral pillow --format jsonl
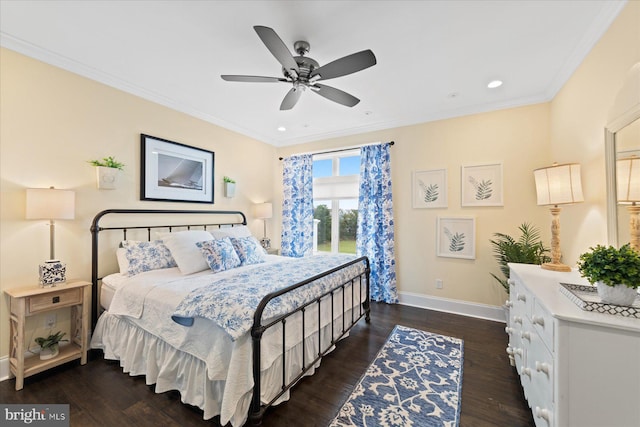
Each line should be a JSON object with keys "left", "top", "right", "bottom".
{"left": 122, "top": 240, "right": 177, "bottom": 277}
{"left": 230, "top": 236, "right": 266, "bottom": 266}
{"left": 196, "top": 238, "right": 241, "bottom": 273}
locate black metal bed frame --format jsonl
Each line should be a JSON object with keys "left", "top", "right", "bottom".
{"left": 90, "top": 209, "right": 371, "bottom": 426}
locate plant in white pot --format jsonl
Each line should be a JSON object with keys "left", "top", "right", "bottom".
{"left": 88, "top": 156, "right": 124, "bottom": 189}
{"left": 223, "top": 176, "right": 236, "bottom": 198}
{"left": 577, "top": 243, "right": 640, "bottom": 306}
{"left": 35, "top": 331, "right": 68, "bottom": 360}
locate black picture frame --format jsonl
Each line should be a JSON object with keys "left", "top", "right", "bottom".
{"left": 140, "top": 134, "right": 215, "bottom": 203}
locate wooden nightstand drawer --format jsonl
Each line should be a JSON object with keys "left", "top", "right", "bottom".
{"left": 27, "top": 288, "right": 82, "bottom": 314}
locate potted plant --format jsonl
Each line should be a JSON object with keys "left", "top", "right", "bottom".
{"left": 223, "top": 176, "right": 236, "bottom": 198}
{"left": 490, "top": 223, "right": 551, "bottom": 294}
{"left": 577, "top": 243, "right": 640, "bottom": 306}
{"left": 35, "top": 331, "right": 68, "bottom": 360}
{"left": 88, "top": 156, "right": 124, "bottom": 189}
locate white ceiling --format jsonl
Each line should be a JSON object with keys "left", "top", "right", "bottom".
{"left": 0, "top": 1, "right": 627, "bottom": 147}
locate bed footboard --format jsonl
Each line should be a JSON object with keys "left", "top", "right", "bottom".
{"left": 249, "top": 256, "right": 370, "bottom": 425}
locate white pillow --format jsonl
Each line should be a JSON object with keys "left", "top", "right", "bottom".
{"left": 210, "top": 225, "right": 252, "bottom": 240}
{"left": 160, "top": 230, "right": 214, "bottom": 275}
{"left": 116, "top": 247, "right": 129, "bottom": 274}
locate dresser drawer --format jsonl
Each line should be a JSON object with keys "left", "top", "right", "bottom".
{"left": 532, "top": 299, "right": 554, "bottom": 353}
{"left": 27, "top": 288, "right": 82, "bottom": 314}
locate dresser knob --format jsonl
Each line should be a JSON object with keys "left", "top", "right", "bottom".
{"left": 508, "top": 279, "right": 515, "bottom": 286}
{"left": 535, "top": 406, "right": 551, "bottom": 422}
{"left": 505, "top": 326, "right": 514, "bottom": 334}
{"left": 513, "top": 316, "right": 523, "bottom": 325}
{"left": 513, "top": 347, "right": 523, "bottom": 356}
{"left": 517, "top": 293, "right": 527, "bottom": 302}
{"left": 505, "top": 300, "right": 513, "bottom": 308}
{"left": 506, "top": 346, "right": 513, "bottom": 355}
{"left": 532, "top": 315, "right": 545, "bottom": 327}
{"left": 521, "top": 367, "right": 532, "bottom": 378}
{"left": 521, "top": 331, "right": 531, "bottom": 341}
{"left": 535, "top": 361, "right": 550, "bottom": 375}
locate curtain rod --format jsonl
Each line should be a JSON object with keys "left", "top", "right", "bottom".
{"left": 278, "top": 141, "right": 394, "bottom": 161}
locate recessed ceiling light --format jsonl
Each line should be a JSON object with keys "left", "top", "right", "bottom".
{"left": 447, "top": 92, "right": 459, "bottom": 99}
{"left": 277, "top": 126, "right": 286, "bottom": 132}
{"left": 364, "top": 111, "right": 373, "bottom": 116}
{"left": 487, "top": 80, "right": 503, "bottom": 89}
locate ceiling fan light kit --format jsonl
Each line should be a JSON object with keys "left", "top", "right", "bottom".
{"left": 221, "top": 25, "right": 376, "bottom": 110}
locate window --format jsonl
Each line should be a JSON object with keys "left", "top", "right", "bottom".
{"left": 313, "top": 150, "right": 360, "bottom": 254}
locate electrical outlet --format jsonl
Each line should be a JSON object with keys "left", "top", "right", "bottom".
{"left": 436, "top": 279, "right": 443, "bottom": 289}
{"left": 44, "top": 313, "right": 56, "bottom": 329}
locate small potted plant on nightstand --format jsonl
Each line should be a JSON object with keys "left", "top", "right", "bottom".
{"left": 35, "top": 331, "right": 68, "bottom": 360}
{"left": 223, "top": 176, "right": 236, "bottom": 198}
{"left": 577, "top": 243, "right": 640, "bottom": 306}
{"left": 88, "top": 156, "right": 125, "bottom": 189}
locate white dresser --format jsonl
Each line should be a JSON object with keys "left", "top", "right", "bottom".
{"left": 506, "top": 263, "right": 640, "bottom": 427}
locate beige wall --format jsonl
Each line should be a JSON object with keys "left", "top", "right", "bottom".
{"left": 550, "top": 0, "right": 640, "bottom": 263}
{"left": 0, "top": 48, "right": 276, "bottom": 358}
{"left": 1, "top": 1, "right": 638, "bottom": 362}
{"left": 276, "top": 104, "right": 551, "bottom": 307}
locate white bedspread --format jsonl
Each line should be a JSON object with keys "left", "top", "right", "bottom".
{"left": 91, "top": 254, "right": 367, "bottom": 426}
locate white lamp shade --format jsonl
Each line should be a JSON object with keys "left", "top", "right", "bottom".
{"left": 253, "top": 202, "right": 273, "bottom": 219}
{"left": 26, "top": 188, "right": 75, "bottom": 220}
{"left": 617, "top": 156, "right": 640, "bottom": 203}
{"left": 534, "top": 163, "right": 584, "bottom": 206}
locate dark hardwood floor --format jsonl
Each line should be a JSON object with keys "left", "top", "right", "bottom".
{"left": 0, "top": 303, "right": 534, "bottom": 426}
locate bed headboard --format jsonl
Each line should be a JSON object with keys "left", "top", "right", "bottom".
{"left": 90, "top": 209, "right": 247, "bottom": 328}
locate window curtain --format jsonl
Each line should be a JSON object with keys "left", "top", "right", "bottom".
{"left": 281, "top": 154, "right": 314, "bottom": 257}
{"left": 357, "top": 143, "right": 398, "bottom": 303}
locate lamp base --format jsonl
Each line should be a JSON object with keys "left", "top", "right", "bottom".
{"left": 39, "top": 260, "right": 66, "bottom": 287}
{"left": 541, "top": 262, "right": 571, "bottom": 272}
{"left": 260, "top": 237, "right": 271, "bottom": 250}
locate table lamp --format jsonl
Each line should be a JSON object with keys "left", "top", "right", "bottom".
{"left": 253, "top": 202, "right": 273, "bottom": 250}
{"left": 617, "top": 155, "right": 640, "bottom": 251}
{"left": 533, "top": 163, "right": 584, "bottom": 272}
{"left": 26, "top": 187, "right": 75, "bottom": 286}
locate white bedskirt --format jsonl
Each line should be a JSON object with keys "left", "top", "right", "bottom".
{"left": 92, "top": 311, "right": 348, "bottom": 426}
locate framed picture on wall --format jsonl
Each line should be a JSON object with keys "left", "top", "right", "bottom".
{"left": 436, "top": 216, "right": 476, "bottom": 259}
{"left": 461, "top": 163, "right": 503, "bottom": 207}
{"left": 141, "top": 134, "right": 215, "bottom": 203}
{"left": 412, "top": 169, "right": 447, "bottom": 208}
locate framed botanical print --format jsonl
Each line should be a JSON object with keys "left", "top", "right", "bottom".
{"left": 461, "top": 163, "right": 503, "bottom": 207}
{"left": 436, "top": 216, "right": 476, "bottom": 259}
{"left": 413, "top": 169, "right": 447, "bottom": 208}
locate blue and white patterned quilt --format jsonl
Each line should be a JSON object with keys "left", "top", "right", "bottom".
{"left": 172, "top": 254, "right": 366, "bottom": 341}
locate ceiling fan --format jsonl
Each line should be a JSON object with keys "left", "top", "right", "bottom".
{"left": 221, "top": 26, "right": 377, "bottom": 110}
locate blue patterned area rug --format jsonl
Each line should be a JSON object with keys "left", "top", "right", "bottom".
{"left": 329, "top": 325, "right": 464, "bottom": 427}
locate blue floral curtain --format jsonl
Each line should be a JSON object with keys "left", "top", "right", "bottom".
{"left": 357, "top": 143, "right": 398, "bottom": 303}
{"left": 281, "top": 154, "right": 314, "bottom": 257}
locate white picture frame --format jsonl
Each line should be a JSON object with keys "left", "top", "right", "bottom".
{"left": 437, "top": 216, "right": 476, "bottom": 259}
{"left": 461, "top": 163, "right": 503, "bottom": 207}
{"left": 412, "top": 169, "right": 447, "bottom": 208}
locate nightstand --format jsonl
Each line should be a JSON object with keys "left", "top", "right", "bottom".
{"left": 5, "top": 280, "right": 92, "bottom": 390}
{"left": 266, "top": 248, "right": 280, "bottom": 255}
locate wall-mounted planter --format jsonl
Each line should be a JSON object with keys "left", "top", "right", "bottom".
{"left": 96, "top": 166, "right": 121, "bottom": 190}
{"left": 224, "top": 182, "right": 236, "bottom": 198}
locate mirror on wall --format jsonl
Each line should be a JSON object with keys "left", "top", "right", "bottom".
{"left": 614, "top": 120, "right": 640, "bottom": 246}
{"left": 605, "top": 62, "right": 640, "bottom": 247}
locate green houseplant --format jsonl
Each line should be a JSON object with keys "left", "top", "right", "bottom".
{"left": 35, "top": 331, "right": 68, "bottom": 360}
{"left": 490, "top": 223, "right": 551, "bottom": 294}
{"left": 223, "top": 176, "right": 236, "bottom": 198}
{"left": 88, "top": 156, "right": 124, "bottom": 189}
{"left": 577, "top": 243, "right": 640, "bottom": 305}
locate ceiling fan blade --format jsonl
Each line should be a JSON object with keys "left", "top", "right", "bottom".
{"left": 310, "top": 50, "right": 376, "bottom": 81}
{"left": 221, "top": 75, "right": 288, "bottom": 83}
{"left": 254, "top": 26, "right": 300, "bottom": 75}
{"left": 280, "top": 87, "right": 303, "bottom": 110}
{"left": 312, "top": 83, "right": 360, "bottom": 107}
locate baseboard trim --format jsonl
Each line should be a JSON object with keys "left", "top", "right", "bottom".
{"left": 398, "top": 291, "right": 506, "bottom": 323}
